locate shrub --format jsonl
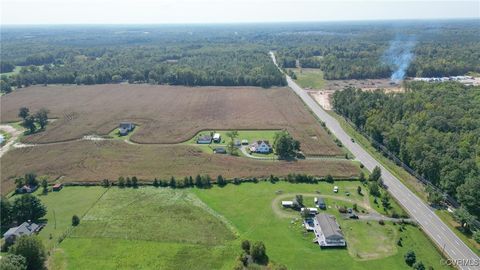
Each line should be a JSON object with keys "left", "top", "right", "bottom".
{"left": 101, "top": 179, "right": 110, "bottom": 187}
{"left": 9, "top": 236, "right": 46, "bottom": 270}
{"left": 241, "top": 240, "right": 251, "bottom": 254}
{"left": 0, "top": 253, "right": 27, "bottom": 270}
{"left": 473, "top": 230, "right": 480, "bottom": 244}
{"left": 325, "top": 174, "right": 334, "bottom": 183}
{"left": 404, "top": 250, "right": 416, "bottom": 266}
{"left": 72, "top": 215, "right": 80, "bottom": 226}
{"left": 378, "top": 220, "right": 385, "bottom": 225}
{"left": 413, "top": 261, "right": 425, "bottom": 270}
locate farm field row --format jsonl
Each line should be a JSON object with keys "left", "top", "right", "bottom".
{"left": 34, "top": 182, "right": 450, "bottom": 270}
{"left": 0, "top": 140, "right": 360, "bottom": 194}
{"left": 0, "top": 84, "right": 342, "bottom": 156}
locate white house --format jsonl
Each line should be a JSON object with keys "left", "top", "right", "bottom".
{"left": 313, "top": 214, "right": 346, "bottom": 247}
{"left": 118, "top": 122, "right": 135, "bottom": 136}
{"left": 249, "top": 140, "right": 271, "bottom": 153}
{"left": 213, "top": 133, "right": 221, "bottom": 143}
{"left": 3, "top": 221, "right": 41, "bottom": 244}
{"left": 282, "top": 201, "right": 294, "bottom": 207}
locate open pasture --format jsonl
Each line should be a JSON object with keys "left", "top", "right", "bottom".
{"left": 1, "top": 84, "right": 342, "bottom": 156}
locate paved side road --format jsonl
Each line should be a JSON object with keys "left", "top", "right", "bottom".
{"left": 270, "top": 52, "right": 479, "bottom": 270}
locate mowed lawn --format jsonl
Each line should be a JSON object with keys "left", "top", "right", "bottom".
{"left": 46, "top": 183, "right": 449, "bottom": 270}
{"left": 193, "top": 182, "right": 451, "bottom": 270}
{"left": 70, "top": 188, "right": 235, "bottom": 245}
{"left": 14, "top": 187, "right": 107, "bottom": 250}
{"left": 52, "top": 187, "right": 238, "bottom": 270}
{"left": 1, "top": 140, "right": 360, "bottom": 194}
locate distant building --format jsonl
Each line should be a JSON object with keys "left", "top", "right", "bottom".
{"left": 118, "top": 122, "right": 135, "bottom": 136}
{"left": 249, "top": 140, "right": 271, "bottom": 153}
{"left": 281, "top": 201, "right": 294, "bottom": 207}
{"left": 197, "top": 135, "right": 212, "bottom": 144}
{"left": 313, "top": 213, "right": 346, "bottom": 247}
{"left": 52, "top": 183, "right": 63, "bottom": 191}
{"left": 16, "top": 185, "right": 37, "bottom": 194}
{"left": 213, "top": 133, "right": 221, "bottom": 143}
{"left": 213, "top": 147, "right": 227, "bottom": 154}
{"left": 3, "top": 221, "right": 42, "bottom": 244}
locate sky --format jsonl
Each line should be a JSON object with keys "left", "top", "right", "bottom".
{"left": 1, "top": 0, "right": 479, "bottom": 25}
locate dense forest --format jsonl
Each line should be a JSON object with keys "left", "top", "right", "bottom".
{"left": 274, "top": 21, "right": 480, "bottom": 80}
{"left": 332, "top": 82, "right": 480, "bottom": 218}
{"left": 1, "top": 20, "right": 479, "bottom": 91}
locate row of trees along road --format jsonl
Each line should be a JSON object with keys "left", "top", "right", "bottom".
{"left": 332, "top": 82, "right": 480, "bottom": 228}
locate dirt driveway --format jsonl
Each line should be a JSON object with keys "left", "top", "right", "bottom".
{"left": 0, "top": 124, "right": 23, "bottom": 158}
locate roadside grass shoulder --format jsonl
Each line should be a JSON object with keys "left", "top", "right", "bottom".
{"left": 436, "top": 210, "right": 480, "bottom": 256}
{"left": 328, "top": 111, "right": 427, "bottom": 201}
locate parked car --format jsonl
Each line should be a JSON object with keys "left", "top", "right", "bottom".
{"left": 333, "top": 186, "right": 339, "bottom": 193}
{"left": 349, "top": 214, "right": 359, "bottom": 219}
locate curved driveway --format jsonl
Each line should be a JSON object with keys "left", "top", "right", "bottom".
{"left": 270, "top": 52, "right": 479, "bottom": 269}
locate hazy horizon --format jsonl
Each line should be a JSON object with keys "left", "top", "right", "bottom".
{"left": 1, "top": 0, "right": 478, "bottom": 25}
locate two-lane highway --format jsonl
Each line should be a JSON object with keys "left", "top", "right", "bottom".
{"left": 270, "top": 52, "right": 479, "bottom": 270}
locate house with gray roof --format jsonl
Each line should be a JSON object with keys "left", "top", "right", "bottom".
{"left": 313, "top": 213, "right": 346, "bottom": 247}
{"left": 118, "top": 122, "right": 135, "bottom": 136}
{"left": 3, "top": 221, "right": 42, "bottom": 244}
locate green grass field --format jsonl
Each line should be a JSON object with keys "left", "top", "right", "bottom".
{"left": 193, "top": 182, "right": 449, "bottom": 270}
{"left": 288, "top": 68, "right": 326, "bottom": 89}
{"left": 70, "top": 188, "right": 235, "bottom": 245}
{"left": 44, "top": 182, "right": 449, "bottom": 270}
{"left": 51, "top": 187, "right": 237, "bottom": 270}
{"left": 35, "top": 187, "right": 107, "bottom": 250}
{"left": 0, "top": 66, "right": 21, "bottom": 76}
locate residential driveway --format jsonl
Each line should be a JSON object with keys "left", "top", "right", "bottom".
{"left": 239, "top": 145, "right": 276, "bottom": 160}
{"left": 270, "top": 51, "right": 479, "bottom": 269}
{"left": 271, "top": 192, "right": 373, "bottom": 219}
{"left": 0, "top": 124, "right": 23, "bottom": 158}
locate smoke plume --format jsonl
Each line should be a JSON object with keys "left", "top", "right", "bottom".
{"left": 382, "top": 35, "right": 417, "bottom": 82}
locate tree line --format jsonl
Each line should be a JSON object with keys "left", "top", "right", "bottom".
{"left": 332, "top": 82, "right": 480, "bottom": 220}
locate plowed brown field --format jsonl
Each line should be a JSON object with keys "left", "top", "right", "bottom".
{"left": 1, "top": 84, "right": 342, "bottom": 156}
